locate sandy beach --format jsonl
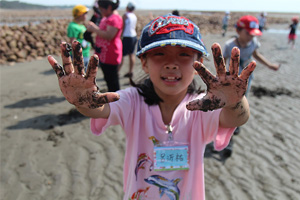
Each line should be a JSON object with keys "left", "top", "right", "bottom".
{"left": 1, "top": 11, "right": 300, "bottom": 200}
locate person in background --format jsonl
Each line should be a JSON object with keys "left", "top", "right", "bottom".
{"left": 118, "top": 2, "right": 137, "bottom": 78}
{"left": 148, "top": 12, "right": 154, "bottom": 20}
{"left": 258, "top": 12, "right": 267, "bottom": 32}
{"left": 288, "top": 16, "right": 299, "bottom": 49}
{"left": 48, "top": 14, "right": 256, "bottom": 199}
{"left": 172, "top": 9, "right": 180, "bottom": 16}
{"left": 67, "top": 5, "right": 91, "bottom": 69}
{"left": 84, "top": 0, "right": 102, "bottom": 49}
{"left": 222, "top": 11, "right": 231, "bottom": 37}
{"left": 86, "top": 0, "right": 123, "bottom": 92}
{"left": 222, "top": 15, "right": 279, "bottom": 148}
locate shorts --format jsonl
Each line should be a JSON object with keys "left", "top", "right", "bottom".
{"left": 122, "top": 36, "right": 137, "bottom": 56}
{"left": 288, "top": 33, "right": 297, "bottom": 40}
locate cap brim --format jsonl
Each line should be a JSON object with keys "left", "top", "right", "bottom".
{"left": 136, "top": 39, "right": 209, "bottom": 57}
{"left": 248, "top": 28, "right": 262, "bottom": 36}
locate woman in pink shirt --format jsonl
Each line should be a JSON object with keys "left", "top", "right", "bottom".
{"left": 48, "top": 14, "right": 256, "bottom": 200}
{"left": 87, "top": 0, "right": 123, "bottom": 92}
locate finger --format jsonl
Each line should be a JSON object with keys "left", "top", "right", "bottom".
{"left": 186, "top": 95, "right": 225, "bottom": 111}
{"left": 86, "top": 55, "right": 99, "bottom": 82}
{"left": 211, "top": 43, "right": 226, "bottom": 78}
{"left": 239, "top": 61, "right": 256, "bottom": 81}
{"left": 92, "top": 92, "right": 120, "bottom": 108}
{"left": 72, "top": 41, "right": 85, "bottom": 76}
{"left": 61, "top": 42, "right": 74, "bottom": 75}
{"left": 193, "top": 61, "right": 217, "bottom": 86}
{"left": 48, "top": 55, "right": 65, "bottom": 78}
{"left": 229, "top": 47, "right": 240, "bottom": 76}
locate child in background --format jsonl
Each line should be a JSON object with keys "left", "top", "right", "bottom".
{"left": 118, "top": 2, "right": 137, "bottom": 78}
{"left": 258, "top": 12, "right": 267, "bottom": 32}
{"left": 223, "top": 15, "right": 279, "bottom": 137}
{"left": 67, "top": 5, "right": 91, "bottom": 68}
{"left": 48, "top": 14, "right": 256, "bottom": 200}
{"left": 288, "top": 16, "right": 299, "bottom": 49}
{"left": 222, "top": 11, "right": 230, "bottom": 37}
{"left": 86, "top": 0, "right": 123, "bottom": 92}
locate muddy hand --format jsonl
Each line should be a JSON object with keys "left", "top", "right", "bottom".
{"left": 186, "top": 43, "right": 256, "bottom": 111}
{"left": 47, "top": 41, "right": 120, "bottom": 109}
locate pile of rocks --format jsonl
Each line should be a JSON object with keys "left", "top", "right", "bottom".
{"left": 0, "top": 19, "right": 70, "bottom": 65}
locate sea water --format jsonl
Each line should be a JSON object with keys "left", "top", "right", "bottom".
{"left": 266, "top": 28, "right": 300, "bottom": 35}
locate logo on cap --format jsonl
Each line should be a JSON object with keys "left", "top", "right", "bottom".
{"left": 249, "top": 21, "right": 259, "bottom": 29}
{"left": 149, "top": 16, "right": 194, "bottom": 36}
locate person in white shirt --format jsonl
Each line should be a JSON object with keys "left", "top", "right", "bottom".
{"left": 119, "top": 2, "right": 137, "bottom": 78}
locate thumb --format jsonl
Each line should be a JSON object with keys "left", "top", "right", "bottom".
{"left": 186, "top": 95, "right": 225, "bottom": 111}
{"left": 92, "top": 92, "right": 120, "bottom": 106}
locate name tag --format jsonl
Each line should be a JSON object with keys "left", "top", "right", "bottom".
{"left": 153, "top": 145, "right": 189, "bottom": 171}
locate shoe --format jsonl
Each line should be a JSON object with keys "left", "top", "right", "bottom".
{"left": 124, "top": 72, "right": 133, "bottom": 78}
{"left": 234, "top": 127, "right": 240, "bottom": 135}
{"left": 219, "top": 139, "right": 233, "bottom": 159}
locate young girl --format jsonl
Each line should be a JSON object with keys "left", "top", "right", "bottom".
{"left": 86, "top": 0, "right": 123, "bottom": 92}
{"left": 48, "top": 14, "right": 256, "bottom": 200}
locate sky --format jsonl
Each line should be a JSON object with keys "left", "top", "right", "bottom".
{"left": 5, "top": 0, "right": 300, "bottom": 13}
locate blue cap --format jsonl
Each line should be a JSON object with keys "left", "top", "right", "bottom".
{"left": 136, "top": 14, "right": 208, "bottom": 57}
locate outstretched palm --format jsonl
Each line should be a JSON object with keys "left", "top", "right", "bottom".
{"left": 48, "top": 41, "right": 119, "bottom": 109}
{"left": 186, "top": 43, "right": 256, "bottom": 111}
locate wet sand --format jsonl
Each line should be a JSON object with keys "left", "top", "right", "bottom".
{"left": 1, "top": 15, "right": 300, "bottom": 200}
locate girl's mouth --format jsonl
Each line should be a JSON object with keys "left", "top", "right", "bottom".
{"left": 161, "top": 76, "right": 181, "bottom": 82}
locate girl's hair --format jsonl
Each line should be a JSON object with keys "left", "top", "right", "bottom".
{"left": 98, "top": 0, "right": 120, "bottom": 10}
{"left": 236, "top": 26, "right": 243, "bottom": 32}
{"left": 129, "top": 53, "right": 204, "bottom": 105}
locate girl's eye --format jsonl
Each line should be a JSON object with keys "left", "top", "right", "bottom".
{"left": 179, "top": 53, "right": 192, "bottom": 57}
{"left": 153, "top": 52, "right": 164, "bottom": 56}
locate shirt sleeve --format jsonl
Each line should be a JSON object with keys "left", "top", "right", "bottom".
{"left": 90, "top": 88, "right": 133, "bottom": 135}
{"left": 107, "top": 14, "right": 123, "bottom": 29}
{"left": 223, "top": 42, "right": 231, "bottom": 59}
{"left": 253, "top": 37, "right": 261, "bottom": 49}
{"left": 202, "top": 108, "right": 235, "bottom": 151}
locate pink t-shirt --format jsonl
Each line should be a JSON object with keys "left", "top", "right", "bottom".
{"left": 91, "top": 87, "right": 235, "bottom": 200}
{"left": 95, "top": 13, "right": 123, "bottom": 65}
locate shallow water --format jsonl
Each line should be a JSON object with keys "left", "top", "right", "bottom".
{"left": 0, "top": 21, "right": 40, "bottom": 26}
{"left": 266, "top": 28, "right": 300, "bottom": 35}
{"left": 0, "top": 16, "right": 72, "bottom": 27}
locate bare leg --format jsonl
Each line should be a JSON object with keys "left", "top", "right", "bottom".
{"left": 118, "top": 57, "right": 124, "bottom": 72}
{"left": 129, "top": 53, "right": 135, "bottom": 75}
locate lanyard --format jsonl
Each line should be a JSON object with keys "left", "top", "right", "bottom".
{"left": 166, "top": 124, "right": 173, "bottom": 142}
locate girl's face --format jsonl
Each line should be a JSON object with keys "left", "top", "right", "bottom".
{"left": 141, "top": 46, "right": 200, "bottom": 99}
{"left": 99, "top": 5, "right": 112, "bottom": 17}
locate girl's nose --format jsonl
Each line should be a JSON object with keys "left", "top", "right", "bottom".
{"left": 164, "top": 65, "right": 178, "bottom": 70}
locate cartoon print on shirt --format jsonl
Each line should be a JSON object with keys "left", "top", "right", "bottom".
{"left": 129, "top": 186, "right": 150, "bottom": 200}
{"left": 148, "top": 136, "right": 160, "bottom": 145}
{"left": 144, "top": 175, "right": 181, "bottom": 200}
{"left": 135, "top": 153, "right": 154, "bottom": 180}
